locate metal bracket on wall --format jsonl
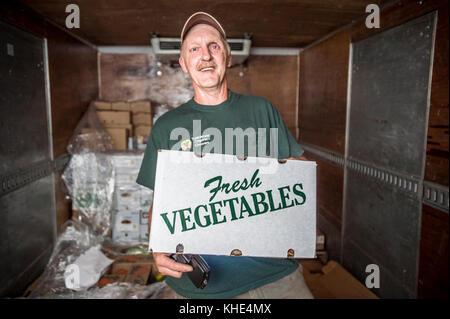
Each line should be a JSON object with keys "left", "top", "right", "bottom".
{"left": 0, "top": 153, "right": 71, "bottom": 197}
{"left": 298, "top": 141, "right": 449, "bottom": 214}
{"left": 299, "top": 141, "right": 345, "bottom": 169}
{"left": 423, "top": 181, "right": 449, "bottom": 213}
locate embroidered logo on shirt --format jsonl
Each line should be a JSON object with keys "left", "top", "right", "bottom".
{"left": 181, "top": 139, "right": 192, "bottom": 151}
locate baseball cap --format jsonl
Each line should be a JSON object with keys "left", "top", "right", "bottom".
{"left": 180, "top": 12, "right": 226, "bottom": 42}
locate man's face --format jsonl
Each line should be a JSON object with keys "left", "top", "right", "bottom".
{"left": 179, "top": 24, "right": 231, "bottom": 90}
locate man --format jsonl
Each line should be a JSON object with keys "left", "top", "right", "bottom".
{"left": 136, "top": 12, "right": 313, "bottom": 299}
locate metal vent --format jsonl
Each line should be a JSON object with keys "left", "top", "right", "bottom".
{"left": 159, "top": 41, "right": 181, "bottom": 50}
{"left": 228, "top": 42, "right": 244, "bottom": 51}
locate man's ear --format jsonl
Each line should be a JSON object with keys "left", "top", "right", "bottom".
{"left": 227, "top": 54, "right": 232, "bottom": 68}
{"left": 179, "top": 56, "right": 188, "bottom": 73}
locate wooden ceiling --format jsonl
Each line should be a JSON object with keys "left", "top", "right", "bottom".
{"left": 19, "top": 0, "right": 392, "bottom": 47}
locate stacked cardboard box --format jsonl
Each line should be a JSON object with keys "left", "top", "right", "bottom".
{"left": 109, "top": 154, "right": 153, "bottom": 243}
{"left": 98, "top": 254, "right": 158, "bottom": 287}
{"left": 94, "top": 101, "right": 131, "bottom": 151}
{"left": 300, "top": 260, "right": 379, "bottom": 299}
{"left": 94, "top": 100, "right": 152, "bottom": 150}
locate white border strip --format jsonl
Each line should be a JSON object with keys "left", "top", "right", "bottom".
{"left": 43, "top": 38, "right": 54, "bottom": 161}
{"left": 98, "top": 46, "right": 154, "bottom": 54}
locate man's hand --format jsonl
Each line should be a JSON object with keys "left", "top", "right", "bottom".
{"left": 287, "top": 155, "right": 309, "bottom": 161}
{"left": 148, "top": 203, "right": 193, "bottom": 278}
{"left": 153, "top": 252, "right": 193, "bottom": 278}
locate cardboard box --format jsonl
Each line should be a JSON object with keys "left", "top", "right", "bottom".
{"left": 130, "top": 100, "right": 151, "bottom": 113}
{"left": 150, "top": 150, "right": 317, "bottom": 258}
{"left": 134, "top": 125, "right": 151, "bottom": 137}
{"left": 105, "top": 127, "right": 129, "bottom": 151}
{"left": 105, "top": 123, "right": 133, "bottom": 130}
{"left": 110, "top": 153, "right": 144, "bottom": 169}
{"left": 301, "top": 260, "right": 379, "bottom": 299}
{"left": 94, "top": 101, "right": 111, "bottom": 110}
{"left": 112, "top": 210, "right": 140, "bottom": 242}
{"left": 111, "top": 101, "right": 130, "bottom": 111}
{"left": 97, "top": 110, "right": 131, "bottom": 125}
{"left": 99, "top": 258, "right": 153, "bottom": 287}
{"left": 132, "top": 112, "right": 152, "bottom": 125}
{"left": 98, "top": 274, "right": 126, "bottom": 288}
{"left": 114, "top": 188, "right": 140, "bottom": 211}
{"left": 140, "top": 224, "right": 149, "bottom": 242}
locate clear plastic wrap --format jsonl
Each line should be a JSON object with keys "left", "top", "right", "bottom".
{"left": 62, "top": 153, "right": 115, "bottom": 237}
{"left": 67, "top": 102, "right": 113, "bottom": 155}
{"left": 148, "top": 59, "right": 193, "bottom": 106}
{"left": 28, "top": 220, "right": 101, "bottom": 298}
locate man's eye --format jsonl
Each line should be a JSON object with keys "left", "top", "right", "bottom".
{"left": 211, "top": 44, "right": 219, "bottom": 50}
{"left": 190, "top": 47, "right": 198, "bottom": 52}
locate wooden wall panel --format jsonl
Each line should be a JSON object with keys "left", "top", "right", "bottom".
{"left": 100, "top": 53, "right": 298, "bottom": 137}
{"left": 298, "top": 30, "right": 350, "bottom": 155}
{"left": 425, "top": 1, "right": 449, "bottom": 186}
{"left": 100, "top": 53, "right": 153, "bottom": 102}
{"left": 228, "top": 55, "right": 299, "bottom": 138}
{"left": 304, "top": 152, "right": 344, "bottom": 260}
{"left": 418, "top": 205, "right": 449, "bottom": 298}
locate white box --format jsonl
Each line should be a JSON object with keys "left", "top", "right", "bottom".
{"left": 112, "top": 210, "right": 140, "bottom": 242}
{"left": 149, "top": 150, "right": 317, "bottom": 258}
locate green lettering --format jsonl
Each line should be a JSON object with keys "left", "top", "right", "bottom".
{"left": 250, "top": 169, "right": 262, "bottom": 188}
{"left": 293, "top": 183, "right": 307, "bottom": 205}
{"left": 239, "top": 196, "right": 255, "bottom": 218}
{"left": 251, "top": 192, "right": 269, "bottom": 215}
{"left": 204, "top": 176, "right": 222, "bottom": 202}
{"left": 210, "top": 201, "right": 227, "bottom": 225}
{"left": 194, "top": 204, "right": 211, "bottom": 227}
{"left": 223, "top": 197, "right": 240, "bottom": 221}
{"left": 231, "top": 180, "right": 241, "bottom": 192}
{"left": 179, "top": 208, "right": 196, "bottom": 232}
{"left": 241, "top": 178, "right": 249, "bottom": 190}
{"left": 266, "top": 190, "right": 282, "bottom": 212}
{"left": 221, "top": 182, "right": 231, "bottom": 194}
{"left": 160, "top": 212, "right": 177, "bottom": 235}
{"left": 278, "top": 186, "right": 295, "bottom": 209}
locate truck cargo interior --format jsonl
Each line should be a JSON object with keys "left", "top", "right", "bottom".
{"left": 0, "top": 0, "right": 448, "bottom": 300}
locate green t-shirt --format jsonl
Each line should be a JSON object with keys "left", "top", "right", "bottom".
{"left": 136, "top": 91, "right": 304, "bottom": 298}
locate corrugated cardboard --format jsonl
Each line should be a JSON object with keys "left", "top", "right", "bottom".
{"left": 301, "top": 260, "right": 379, "bottom": 299}
{"left": 105, "top": 127, "right": 129, "bottom": 150}
{"left": 150, "top": 150, "right": 317, "bottom": 258}
{"left": 94, "top": 101, "right": 111, "bottom": 110}
{"left": 98, "top": 274, "right": 127, "bottom": 288}
{"left": 104, "top": 123, "right": 133, "bottom": 136}
{"left": 97, "top": 111, "right": 130, "bottom": 125}
{"left": 132, "top": 112, "right": 152, "bottom": 125}
{"left": 134, "top": 125, "right": 151, "bottom": 137}
{"left": 130, "top": 101, "right": 151, "bottom": 113}
{"left": 111, "top": 101, "right": 130, "bottom": 111}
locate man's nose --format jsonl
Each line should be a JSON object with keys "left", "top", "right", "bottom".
{"left": 201, "top": 46, "right": 212, "bottom": 61}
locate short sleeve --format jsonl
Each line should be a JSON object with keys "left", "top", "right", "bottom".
{"left": 136, "top": 122, "right": 166, "bottom": 190}
{"left": 269, "top": 103, "right": 304, "bottom": 159}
